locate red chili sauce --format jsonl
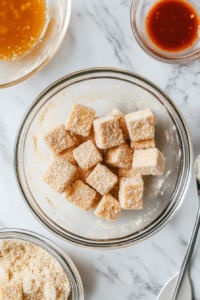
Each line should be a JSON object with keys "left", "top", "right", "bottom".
{"left": 146, "top": 0, "right": 200, "bottom": 52}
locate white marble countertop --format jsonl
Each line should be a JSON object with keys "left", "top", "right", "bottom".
{"left": 1, "top": 0, "right": 200, "bottom": 299}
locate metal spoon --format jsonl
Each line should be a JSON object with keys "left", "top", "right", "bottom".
{"left": 157, "top": 155, "right": 200, "bottom": 300}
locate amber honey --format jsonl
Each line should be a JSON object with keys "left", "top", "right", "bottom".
{"left": 146, "top": 0, "right": 200, "bottom": 52}
{"left": 0, "top": 0, "right": 46, "bottom": 61}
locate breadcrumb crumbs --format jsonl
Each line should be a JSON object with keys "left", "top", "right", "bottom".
{"left": 0, "top": 240, "right": 70, "bottom": 300}
{"left": 0, "top": 284, "right": 23, "bottom": 300}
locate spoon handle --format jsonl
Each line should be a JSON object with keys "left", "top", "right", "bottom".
{"left": 171, "top": 190, "right": 200, "bottom": 300}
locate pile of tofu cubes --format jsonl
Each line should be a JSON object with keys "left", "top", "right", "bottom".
{"left": 43, "top": 104, "right": 165, "bottom": 222}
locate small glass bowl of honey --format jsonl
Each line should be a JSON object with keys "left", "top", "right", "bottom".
{"left": 131, "top": 0, "right": 200, "bottom": 64}
{"left": 0, "top": 0, "right": 71, "bottom": 88}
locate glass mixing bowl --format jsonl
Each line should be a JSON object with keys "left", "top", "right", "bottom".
{"left": 0, "top": 0, "right": 71, "bottom": 88}
{"left": 0, "top": 228, "right": 84, "bottom": 300}
{"left": 14, "top": 68, "right": 193, "bottom": 249}
{"left": 130, "top": 0, "right": 200, "bottom": 64}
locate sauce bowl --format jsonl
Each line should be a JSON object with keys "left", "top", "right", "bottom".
{"left": 0, "top": 0, "right": 71, "bottom": 88}
{"left": 130, "top": 0, "right": 200, "bottom": 64}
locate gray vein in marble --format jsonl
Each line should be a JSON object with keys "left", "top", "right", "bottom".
{"left": 120, "top": 0, "right": 130, "bottom": 7}
{"left": 128, "top": 268, "right": 161, "bottom": 298}
{"left": 179, "top": 236, "right": 187, "bottom": 248}
{"left": 152, "top": 242, "right": 179, "bottom": 268}
{"left": 11, "top": 93, "right": 27, "bottom": 108}
{"left": 96, "top": 255, "right": 127, "bottom": 285}
{"left": 115, "top": 254, "right": 162, "bottom": 298}
{"left": 165, "top": 61, "right": 200, "bottom": 117}
{"left": 84, "top": 0, "right": 134, "bottom": 71}
{"left": 135, "top": 256, "right": 162, "bottom": 295}
{"left": 0, "top": 117, "right": 12, "bottom": 164}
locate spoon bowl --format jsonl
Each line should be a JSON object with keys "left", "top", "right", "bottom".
{"left": 157, "top": 272, "right": 192, "bottom": 300}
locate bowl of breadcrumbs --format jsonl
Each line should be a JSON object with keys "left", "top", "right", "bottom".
{"left": 0, "top": 229, "right": 84, "bottom": 300}
{"left": 14, "top": 68, "right": 193, "bottom": 249}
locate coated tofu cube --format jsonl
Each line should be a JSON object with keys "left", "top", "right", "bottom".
{"left": 110, "top": 108, "right": 129, "bottom": 140}
{"left": 93, "top": 116, "right": 124, "bottom": 149}
{"left": 53, "top": 145, "right": 77, "bottom": 166}
{"left": 105, "top": 142, "right": 133, "bottom": 169}
{"left": 73, "top": 140, "right": 103, "bottom": 171}
{"left": 0, "top": 284, "right": 23, "bottom": 300}
{"left": 119, "top": 177, "right": 144, "bottom": 210}
{"left": 94, "top": 194, "right": 122, "bottom": 221}
{"left": 66, "top": 104, "right": 96, "bottom": 137}
{"left": 130, "top": 138, "right": 155, "bottom": 150}
{"left": 65, "top": 180, "right": 96, "bottom": 211}
{"left": 91, "top": 192, "right": 102, "bottom": 210}
{"left": 44, "top": 125, "right": 75, "bottom": 154}
{"left": 86, "top": 163, "right": 118, "bottom": 195}
{"left": 125, "top": 109, "right": 154, "bottom": 141}
{"left": 132, "top": 148, "right": 165, "bottom": 175}
{"left": 118, "top": 168, "right": 142, "bottom": 179}
{"left": 43, "top": 157, "right": 77, "bottom": 193}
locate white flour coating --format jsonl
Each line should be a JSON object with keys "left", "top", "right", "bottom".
{"left": 95, "top": 219, "right": 114, "bottom": 229}
{"left": 0, "top": 240, "right": 70, "bottom": 300}
{"left": 157, "top": 179, "right": 164, "bottom": 190}
{"left": 195, "top": 155, "right": 200, "bottom": 180}
{"left": 157, "top": 170, "right": 172, "bottom": 192}
{"left": 165, "top": 131, "right": 169, "bottom": 141}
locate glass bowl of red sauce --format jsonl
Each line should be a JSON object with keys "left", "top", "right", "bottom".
{"left": 130, "top": 0, "right": 200, "bottom": 64}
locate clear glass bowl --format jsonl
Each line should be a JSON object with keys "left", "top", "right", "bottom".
{"left": 14, "top": 68, "right": 193, "bottom": 249}
{"left": 130, "top": 0, "right": 200, "bottom": 64}
{"left": 0, "top": 228, "right": 84, "bottom": 300}
{"left": 0, "top": 0, "right": 71, "bottom": 88}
